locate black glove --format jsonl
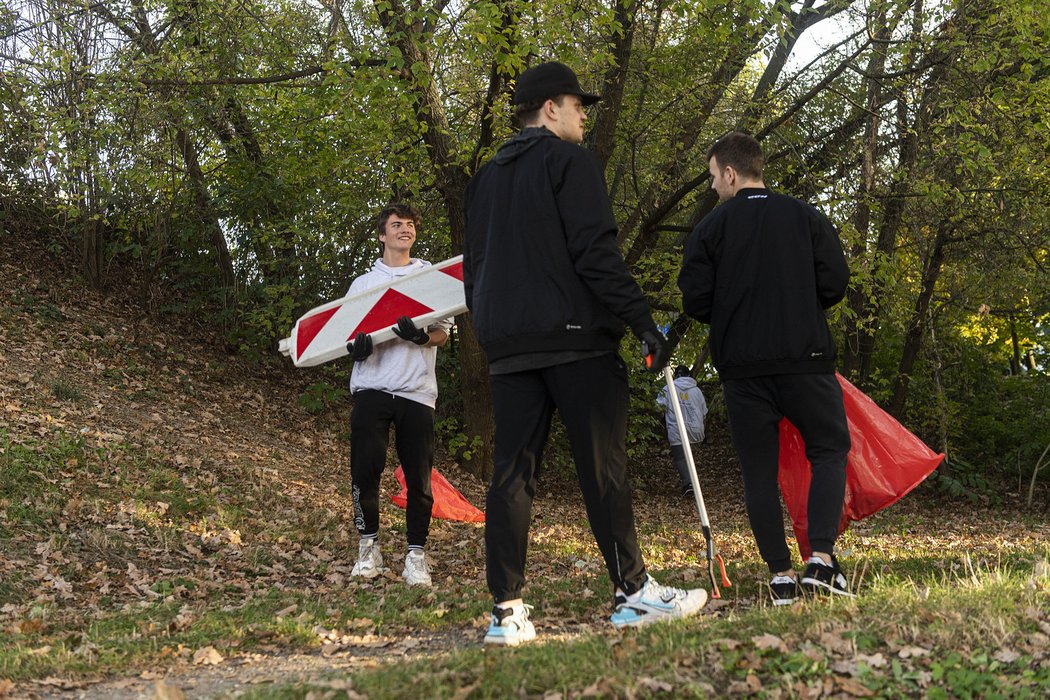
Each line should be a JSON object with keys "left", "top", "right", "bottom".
{"left": 640, "top": 328, "right": 671, "bottom": 374}
{"left": 392, "top": 316, "right": 430, "bottom": 345}
{"left": 347, "top": 332, "right": 373, "bottom": 361}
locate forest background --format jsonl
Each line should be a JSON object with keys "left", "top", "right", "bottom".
{"left": 2, "top": 0, "right": 1048, "bottom": 497}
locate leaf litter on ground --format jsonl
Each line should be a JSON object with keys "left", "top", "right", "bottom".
{"left": 1, "top": 226, "right": 1048, "bottom": 699}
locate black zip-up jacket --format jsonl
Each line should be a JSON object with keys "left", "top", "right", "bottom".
{"left": 678, "top": 187, "right": 849, "bottom": 379}
{"left": 464, "top": 127, "right": 655, "bottom": 361}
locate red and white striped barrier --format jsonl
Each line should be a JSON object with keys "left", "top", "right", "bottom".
{"left": 279, "top": 256, "right": 467, "bottom": 367}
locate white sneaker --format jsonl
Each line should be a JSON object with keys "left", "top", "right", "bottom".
{"left": 350, "top": 538, "right": 382, "bottom": 578}
{"left": 402, "top": 549, "right": 432, "bottom": 586}
{"left": 484, "top": 604, "right": 536, "bottom": 646}
{"left": 610, "top": 575, "right": 707, "bottom": 628}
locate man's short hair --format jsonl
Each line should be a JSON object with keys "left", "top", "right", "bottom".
{"left": 375, "top": 202, "right": 421, "bottom": 236}
{"left": 707, "top": 132, "right": 764, "bottom": 179}
{"left": 513, "top": 95, "right": 566, "bottom": 127}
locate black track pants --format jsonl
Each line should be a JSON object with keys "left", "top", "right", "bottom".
{"left": 350, "top": 390, "right": 435, "bottom": 548}
{"left": 670, "top": 443, "right": 695, "bottom": 490}
{"left": 485, "top": 353, "right": 647, "bottom": 603}
{"left": 722, "top": 373, "right": 850, "bottom": 573}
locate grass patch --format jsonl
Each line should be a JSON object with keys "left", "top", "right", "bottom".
{"left": 3, "top": 434, "right": 1047, "bottom": 697}
{"left": 49, "top": 380, "right": 83, "bottom": 403}
{"left": 239, "top": 551, "right": 1050, "bottom": 700}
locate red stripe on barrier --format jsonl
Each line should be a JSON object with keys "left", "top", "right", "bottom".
{"left": 349, "top": 289, "right": 434, "bottom": 338}
{"left": 296, "top": 306, "right": 340, "bottom": 360}
{"left": 440, "top": 261, "right": 464, "bottom": 281}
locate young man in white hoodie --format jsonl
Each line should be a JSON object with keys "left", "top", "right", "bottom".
{"left": 656, "top": 366, "right": 709, "bottom": 497}
{"left": 345, "top": 203, "right": 452, "bottom": 586}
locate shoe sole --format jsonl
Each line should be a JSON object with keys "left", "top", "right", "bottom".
{"left": 801, "top": 579, "right": 856, "bottom": 597}
{"left": 484, "top": 631, "right": 536, "bottom": 646}
{"left": 351, "top": 569, "right": 382, "bottom": 579}
{"left": 403, "top": 575, "right": 432, "bottom": 586}
{"left": 772, "top": 597, "right": 796, "bottom": 606}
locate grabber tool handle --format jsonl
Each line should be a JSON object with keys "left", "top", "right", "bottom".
{"left": 663, "top": 366, "right": 732, "bottom": 596}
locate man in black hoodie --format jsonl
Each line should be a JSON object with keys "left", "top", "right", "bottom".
{"left": 678, "top": 132, "right": 854, "bottom": 607}
{"left": 464, "top": 61, "right": 707, "bottom": 646}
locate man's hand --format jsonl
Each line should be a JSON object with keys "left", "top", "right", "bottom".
{"left": 348, "top": 332, "right": 373, "bottom": 361}
{"left": 640, "top": 328, "right": 671, "bottom": 374}
{"left": 392, "top": 316, "right": 430, "bottom": 345}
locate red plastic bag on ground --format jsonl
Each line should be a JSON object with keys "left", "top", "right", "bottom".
{"left": 778, "top": 374, "right": 944, "bottom": 559}
{"left": 391, "top": 465, "right": 485, "bottom": 523}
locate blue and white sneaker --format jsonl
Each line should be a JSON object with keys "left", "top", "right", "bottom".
{"left": 610, "top": 575, "right": 707, "bottom": 629}
{"left": 483, "top": 603, "right": 536, "bottom": 646}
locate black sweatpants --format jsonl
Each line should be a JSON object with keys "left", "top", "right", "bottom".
{"left": 486, "top": 353, "right": 647, "bottom": 603}
{"left": 350, "top": 390, "right": 435, "bottom": 548}
{"left": 722, "top": 373, "right": 850, "bottom": 573}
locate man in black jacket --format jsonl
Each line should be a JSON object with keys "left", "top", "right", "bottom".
{"left": 678, "top": 132, "right": 855, "bottom": 606}
{"left": 465, "top": 61, "right": 707, "bottom": 646}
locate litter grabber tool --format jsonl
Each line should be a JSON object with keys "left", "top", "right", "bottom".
{"left": 661, "top": 365, "right": 732, "bottom": 598}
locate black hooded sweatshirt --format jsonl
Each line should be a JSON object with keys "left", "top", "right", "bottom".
{"left": 464, "top": 127, "right": 655, "bottom": 362}
{"left": 678, "top": 187, "right": 850, "bottom": 379}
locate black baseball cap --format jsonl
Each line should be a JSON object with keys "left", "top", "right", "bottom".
{"left": 512, "top": 61, "right": 602, "bottom": 106}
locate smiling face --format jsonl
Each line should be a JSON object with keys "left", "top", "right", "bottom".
{"left": 378, "top": 215, "right": 417, "bottom": 254}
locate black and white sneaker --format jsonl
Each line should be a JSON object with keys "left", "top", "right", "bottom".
{"left": 800, "top": 555, "right": 856, "bottom": 597}
{"left": 769, "top": 575, "right": 799, "bottom": 606}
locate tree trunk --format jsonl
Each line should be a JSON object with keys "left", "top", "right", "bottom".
{"left": 81, "top": 216, "right": 104, "bottom": 288}
{"left": 375, "top": 0, "right": 494, "bottom": 479}
{"left": 888, "top": 225, "right": 949, "bottom": 417}
{"left": 174, "top": 128, "right": 237, "bottom": 300}
{"left": 841, "top": 4, "right": 891, "bottom": 380}
{"left": 588, "top": 0, "right": 637, "bottom": 169}
{"left": 1009, "top": 313, "right": 1022, "bottom": 375}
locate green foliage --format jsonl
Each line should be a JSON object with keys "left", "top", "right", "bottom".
{"left": 49, "top": 380, "right": 83, "bottom": 403}
{"left": 931, "top": 456, "right": 997, "bottom": 504}
{"left": 296, "top": 382, "right": 349, "bottom": 416}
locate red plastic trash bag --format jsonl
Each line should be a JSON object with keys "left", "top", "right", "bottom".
{"left": 391, "top": 465, "right": 485, "bottom": 523}
{"left": 778, "top": 374, "right": 944, "bottom": 559}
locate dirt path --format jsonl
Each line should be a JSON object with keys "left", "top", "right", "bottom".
{"left": 23, "top": 629, "right": 478, "bottom": 699}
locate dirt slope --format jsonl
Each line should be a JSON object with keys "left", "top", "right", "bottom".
{"left": 0, "top": 229, "right": 750, "bottom": 698}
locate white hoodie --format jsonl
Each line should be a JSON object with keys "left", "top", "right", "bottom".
{"left": 656, "top": 376, "right": 708, "bottom": 446}
{"left": 347, "top": 259, "right": 453, "bottom": 408}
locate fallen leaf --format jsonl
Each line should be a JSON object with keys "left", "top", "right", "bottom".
{"left": 835, "top": 676, "right": 874, "bottom": 697}
{"left": 450, "top": 682, "right": 479, "bottom": 700}
{"left": 897, "top": 646, "right": 931, "bottom": 659}
{"left": 152, "top": 680, "right": 186, "bottom": 700}
{"left": 820, "top": 631, "right": 853, "bottom": 655}
{"left": 192, "top": 646, "right": 224, "bottom": 665}
{"left": 727, "top": 673, "right": 762, "bottom": 696}
{"left": 993, "top": 648, "right": 1021, "bottom": 664}
{"left": 832, "top": 659, "right": 858, "bottom": 676}
{"left": 637, "top": 676, "right": 673, "bottom": 692}
{"left": 857, "top": 652, "right": 887, "bottom": 668}
{"left": 579, "top": 677, "right": 614, "bottom": 697}
{"left": 752, "top": 634, "right": 788, "bottom": 653}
